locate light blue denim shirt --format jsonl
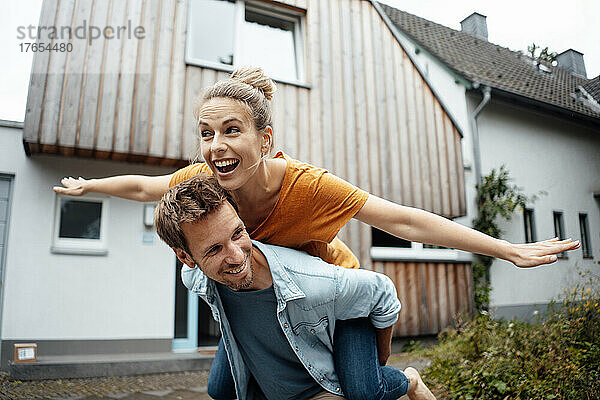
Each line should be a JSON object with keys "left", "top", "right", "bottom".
{"left": 181, "top": 241, "right": 401, "bottom": 400}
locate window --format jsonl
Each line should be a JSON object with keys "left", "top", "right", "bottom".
{"left": 52, "top": 196, "right": 108, "bottom": 255}
{"left": 186, "top": 0, "right": 305, "bottom": 84}
{"left": 579, "top": 213, "right": 592, "bottom": 258}
{"left": 370, "top": 227, "right": 472, "bottom": 262}
{"left": 371, "top": 227, "right": 411, "bottom": 248}
{"left": 523, "top": 208, "right": 536, "bottom": 243}
{"left": 553, "top": 211, "right": 567, "bottom": 258}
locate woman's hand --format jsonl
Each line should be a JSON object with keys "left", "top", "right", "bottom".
{"left": 53, "top": 177, "right": 90, "bottom": 196}
{"left": 506, "top": 237, "right": 581, "bottom": 268}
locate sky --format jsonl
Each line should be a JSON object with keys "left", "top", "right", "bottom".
{"left": 1, "top": 0, "right": 599, "bottom": 122}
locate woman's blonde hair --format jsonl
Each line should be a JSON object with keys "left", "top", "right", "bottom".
{"left": 193, "top": 66, "right": 277, "bottom": 157}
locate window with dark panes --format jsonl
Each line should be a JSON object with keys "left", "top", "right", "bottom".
{"left": 371, "top": 227, "right": 411, "bottom": 248}
{"left": 579, "top": 213, "right": 592, "bottom": 258}
{"left": 59, "top": 200, "right": 102, "bottom": 239}
{"left": 553, "top": 211, "right": 566, "bottom": 258}
{"left": 52, "top": 196, "right": 108, "bottom": 255}
{"left": 187, "top": 0, "right": 304, "bottom": 83}
{"left": 524, "top": 208, "right": 536, "bottom": 243}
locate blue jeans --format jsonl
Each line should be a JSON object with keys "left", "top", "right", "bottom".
{"left": 207, "top": 318, "right": 409, "bottom": 399}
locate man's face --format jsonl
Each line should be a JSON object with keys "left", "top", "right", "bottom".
{"left": 179, "top": 202, "right": 254, "bottom": 291}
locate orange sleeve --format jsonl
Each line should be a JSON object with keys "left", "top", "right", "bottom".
{"left": 169, "top": 163, "right": 212, "bottom": 188}
{"left": 308, "top": 171, "right": 369, "bottom": 243}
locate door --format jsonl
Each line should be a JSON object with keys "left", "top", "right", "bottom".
{"left": 172, "top": 258, "right": 198, "bottom": 350}
{"left": 0, "top": 176, "right": 13, "bottom": 360}
{"left": 172, "top": 257, "right": 221, "bottom": 350}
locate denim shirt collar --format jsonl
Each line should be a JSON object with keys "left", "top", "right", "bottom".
{"left": 187, "top": 240, "right": 306, "bottom": 307}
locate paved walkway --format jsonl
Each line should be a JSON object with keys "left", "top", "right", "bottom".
{"left": 1, "top": 357, "right": 433, "bottom": 399}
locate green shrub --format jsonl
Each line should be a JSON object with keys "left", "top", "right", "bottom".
{"left": 421, "top": 273, "right": 600, "bottom": 399}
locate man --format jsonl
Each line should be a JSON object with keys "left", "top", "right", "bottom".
{"left": 154, "top": 175, "right": 435, "bottom": 400}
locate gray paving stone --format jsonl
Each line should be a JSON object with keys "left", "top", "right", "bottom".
{"left": 141, "top": 390, "right": 174, "bottom": 397}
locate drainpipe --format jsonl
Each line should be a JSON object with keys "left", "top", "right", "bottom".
{"left": 470, "top": 84, "right": 491, "bottom": 184}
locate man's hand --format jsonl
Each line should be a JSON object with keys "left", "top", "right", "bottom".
{"left": 375, "top": 325, "right": 394, "bottom": 366}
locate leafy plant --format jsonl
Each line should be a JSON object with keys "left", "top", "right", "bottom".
{"left": 527, "top": 43, "right": 558, "bottom": 64}
{"left": 420, "top": 270, "right": 600, "bottom": 399}
{"left": 472, "top": 166, "right": 540, "bottom": 310}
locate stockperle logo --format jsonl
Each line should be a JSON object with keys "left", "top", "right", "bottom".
{"left": 17, "top": 19, "right": 146, "bottom": 46}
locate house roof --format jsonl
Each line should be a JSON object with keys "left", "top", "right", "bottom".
{"left": 380, "top": 3, "right": 600, "bottom": 122}
{"left": 582, "top": 76, "right": 600, "bottom": 102}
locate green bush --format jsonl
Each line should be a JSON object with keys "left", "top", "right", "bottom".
{"left": 421, "top": 273, "right": 600, "bottom": 399}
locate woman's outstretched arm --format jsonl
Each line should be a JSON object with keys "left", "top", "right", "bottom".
{"left": 354, "top": 195, "right": 580, "bottom": 268}
{"left": 53, "top": 174, "right": 173, "bottom": 202}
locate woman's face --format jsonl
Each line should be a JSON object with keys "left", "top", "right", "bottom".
{"left": 198, "top": 97, "right": 267, "bottom": 191}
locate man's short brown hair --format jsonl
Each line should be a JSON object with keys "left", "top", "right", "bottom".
{"left": 154, "top": 175, "right": 237, "bottom": 254}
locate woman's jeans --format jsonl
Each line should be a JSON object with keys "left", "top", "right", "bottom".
{"left": 206, "top": 318, "right": 410, "bottom": 400}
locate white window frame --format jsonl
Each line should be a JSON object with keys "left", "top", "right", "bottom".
{"left": 185, "top": 0, "right": 306, "bottom": 87}
{"left": 51, "top": 195, "right": 109, "bottom": 256}
{"left": 370, "top": 242, "right": 474, "bottom": 263}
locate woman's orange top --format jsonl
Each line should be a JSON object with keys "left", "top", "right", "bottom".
{"left": 169, "top": 152, "right": 369, "bottom": 268}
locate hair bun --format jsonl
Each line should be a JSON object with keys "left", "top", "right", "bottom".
{"left": 230, "top": 66, "right": 277, "bottom": 101}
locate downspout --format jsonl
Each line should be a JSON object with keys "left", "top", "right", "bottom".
{"left": 470, "top": 85, "right": 491, "bottom": 184}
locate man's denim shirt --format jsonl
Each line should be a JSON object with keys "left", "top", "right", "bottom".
{"left": 182, "top": 241, "right": 401, "bottom": 399}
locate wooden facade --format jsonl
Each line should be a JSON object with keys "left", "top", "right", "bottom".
{"left": 23, "top": 0, "right": 471, "bottom": 336}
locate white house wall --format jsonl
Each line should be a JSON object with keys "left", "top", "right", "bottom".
{"left": 474, "top": 99, "right": 600, "bottom": 313}
{"left": 0, "top": 125, "right": 176, "bottom": 342}
{"left": 381, "top": 28, "right": 600, "bottom": 317}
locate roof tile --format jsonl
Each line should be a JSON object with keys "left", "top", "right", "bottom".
{"left": 380, "top": 3, "right": 600, "bottom": 121}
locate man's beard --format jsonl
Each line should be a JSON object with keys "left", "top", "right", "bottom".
{"left": 226, "top": 261, "right": 254, "bottom": 291}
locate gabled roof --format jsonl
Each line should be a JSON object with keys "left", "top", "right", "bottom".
{"left": 380, "top": 3, "right": 600, "bottom": 122}
{"left": 582, "top": 76, "right": 600, "bottom": 102}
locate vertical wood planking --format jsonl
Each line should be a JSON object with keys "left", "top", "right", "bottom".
{"left": 350, "top": 0, "right": 370, "bottom": 266}
{"left": 444, "top": 117, "right": 460, "bottom": 216}
{"left": 58, "top": 0, "right": 93, "bottom": 149}
{"left": 149, "top": 0, "right": 175, "bottom": 157}
{"left": 447, "top": 264, "right": 457, "bottom": 325}
{"left": 424, "top": 91, "right": 441, "bottom": 215}
{"left": 455, "top": 263, "right": 467, "bottom": 315}
{"left": 283, "top": 86, "right": 298, "bottom": 157}
{"left": 437, "top": 263, "right": 449, "bottom": 330}
{"left": 79, "top": 0, "right": 112, "bottom": 150}
{"left": 114, "top": 0, "right": 143, "bottom": 155}
{"left": 361, "top": 1, "right": 380, "bottom": 199}
{"left": 426, "top": 263, "right": 440, "bottom": 334}
{"left": 406, "top": 262, "right": 419, "bottom": 336}
{"left": 296, "top": 88, "right": 310, "bottom": 163}
{"left": 24, "top": 0, "right": 59, "bottom": 144}
{"left": 393, "top": 263, "right": 408, "bottom": 337}
{"left": 393, "top": 40, "right": 410, "bottom": 207}
{"left": 165, "top": 0, "right": 187, "bottom": 160}
{"left": 382, "top": 21, "right": 400, "bottom": 205}
{"left": 369, "top": 3, "right": 389, "bottom": 200}
{"left": 329, "top": 0, "right": 345, "bottom": 180}
{"left": 339, "top": 0, "right": 359, "bottom": 255}
{"left": 413, "top": 71, "right": 431, "bottom": 212}
{"left": 434, "top": 101, "right": 451, "bottom": 217}
{"left": 318, "top": 0, "right": 333, "bottom": 172}
{"left": 96, "top": 0, "right": 127, "bottom": 153}
{"left": 40, "top": 0, "right": 76, "bottom": 146}
{"left": 131, "top": 0, "right": 159, "bottom": 155}
{"left": 454, "top": 131, "right": 466, "bottom": 214}
{"left": 402, "top": 60, "right": 418, "bottom": 208}
{"left": 306, "top": 0, "right": 322, "bottom": 168}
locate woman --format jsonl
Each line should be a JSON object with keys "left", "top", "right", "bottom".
{"left": 54, "top": 67, "right": 578, "bottom": 400}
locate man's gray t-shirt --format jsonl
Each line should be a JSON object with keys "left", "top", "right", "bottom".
{"left": 216, "top": 283, "right": 322, "bottom": 400}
